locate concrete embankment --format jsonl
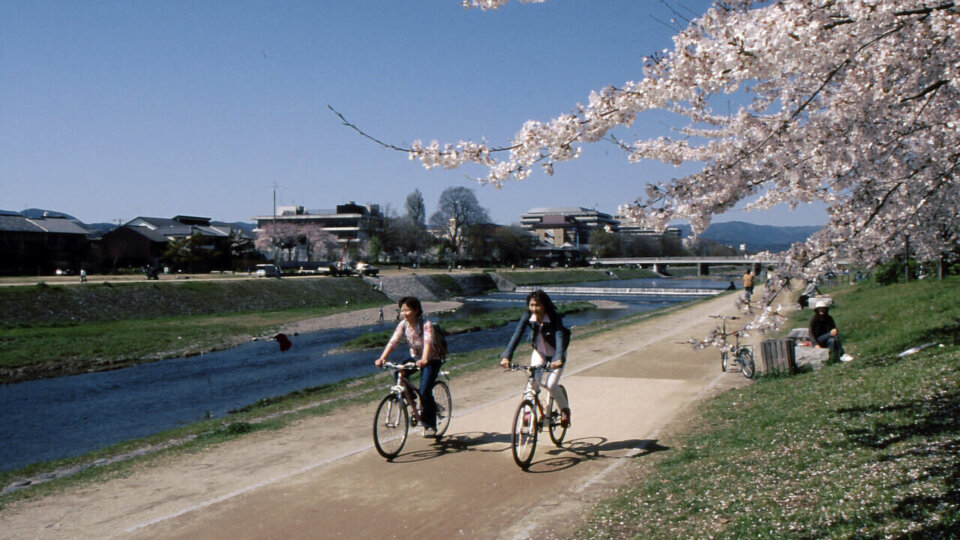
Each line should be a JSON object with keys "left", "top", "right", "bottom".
{"left": 365, "top": 272, "right": 502, "bottom": 302}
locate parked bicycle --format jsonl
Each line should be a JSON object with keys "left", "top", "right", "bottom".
{"left": 372, "top": 361, "right": 452, "bottom": 459}
{"left": 709, "top": 315, "right": 755, "bottom": 379}
{"left": 506, "top": 363, "right": 570, "bottom": 469}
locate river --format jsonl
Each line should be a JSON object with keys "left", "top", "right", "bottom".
{"left": 0, "top": 278, "right": 728, "bottom": 474}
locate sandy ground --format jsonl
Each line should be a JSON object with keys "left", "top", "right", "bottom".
{"left": 277, "top": 300, "right": 463, "bottom": 335}
{"left": 0, "top": 292, "right": 766, "bottom": 539}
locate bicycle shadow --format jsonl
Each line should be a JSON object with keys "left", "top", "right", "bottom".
{"left": 522, "top": 437, "right": 669, "bottom": 474}
{"left": 387, "top": 432, "right": 669, "bottom": 472}
{"left": 388, "top": 431, "right": 513, "bottom": 463}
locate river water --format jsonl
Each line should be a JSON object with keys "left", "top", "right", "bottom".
{"left": 0, "top": 278, "right": 727, "bottom": 474}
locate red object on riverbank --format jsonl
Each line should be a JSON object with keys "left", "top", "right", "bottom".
{"left": 274, "top": 333, "right": 292, "bottom": 352}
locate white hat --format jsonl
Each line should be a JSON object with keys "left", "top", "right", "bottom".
{"left": 814, "top": 299, "right": 829, "bottom": 309}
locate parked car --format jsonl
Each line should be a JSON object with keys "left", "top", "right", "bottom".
{"left": 255, "top": 264, "right": 281, "bottom": 278}
{"left": 355, "top": 261, "right": 379, "bottom": 276}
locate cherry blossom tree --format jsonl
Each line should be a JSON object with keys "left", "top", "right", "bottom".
{"left": 255, "top": 222, "right": 339, "bottom": 264}
{"left": 336, "top": 0, "right": 958, "bottom": 330}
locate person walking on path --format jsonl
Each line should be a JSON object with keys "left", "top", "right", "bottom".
{"left": 742, "top": 270, "right": 755, "bottom": 300}
{"left": 375, "top": 296, "right": 444, "bottom": 437}
{"left": 500, "top": 290, "right": 572, "bottom": 427}
{"left": 809, "top": 299, "right": 853, "bottom": 363}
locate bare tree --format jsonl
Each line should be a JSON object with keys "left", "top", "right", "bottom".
{"left": 429, "top": 186, "right": 491, "bottom": 261}
{"left": 405, "top": 189, "right": 426, "bottom": 228}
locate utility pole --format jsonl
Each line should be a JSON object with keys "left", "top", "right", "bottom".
{"left": 904, "top": 234, "right": 910, "bottom": 283}
{"left": 272, "top": 183, "right": 278, "bottom": 264}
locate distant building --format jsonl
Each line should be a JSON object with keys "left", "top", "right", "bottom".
{"left": 519, "top": 207, "right": 618, "bottom": 264}
{"left": 0, "top": 212, "right": 92, "bottom": 275}
{"left": 614, "top": 213, "right": 682, "bottom": 240}
{"left": 251, "top": 202, "right": 384, "bottom": 250}
{"left": 98, "top": 215, "right": 253, "bottom": 272}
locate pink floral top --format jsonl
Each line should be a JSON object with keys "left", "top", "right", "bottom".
{"left": 387, "top": 320, "right": 440, "bottom": 360}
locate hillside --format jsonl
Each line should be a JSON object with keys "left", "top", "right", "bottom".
{"left": 676, "top": 221, "right": 821, "bottom": 252}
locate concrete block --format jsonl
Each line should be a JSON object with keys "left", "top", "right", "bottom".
{"left": 795, "top": 346, "right": 829, "bottom": 370}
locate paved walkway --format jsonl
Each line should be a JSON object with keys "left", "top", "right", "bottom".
{"left": 1, "top": 291, "right": 757, "bottom": 539}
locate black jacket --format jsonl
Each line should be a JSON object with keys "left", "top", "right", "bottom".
{"left": 809, "top": 313, "right": 837, "bottom": 341}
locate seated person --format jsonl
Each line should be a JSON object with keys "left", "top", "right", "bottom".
{"left": 808, "top": 300, "right": 852, "bottom": 362}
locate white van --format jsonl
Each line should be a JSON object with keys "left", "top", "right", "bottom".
{"left": 255, "top": 264, "right": 281, "bottom": 278}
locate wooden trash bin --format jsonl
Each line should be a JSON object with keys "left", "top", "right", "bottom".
{"left": 760, "top": 339, "right": 797, "bottom": 374}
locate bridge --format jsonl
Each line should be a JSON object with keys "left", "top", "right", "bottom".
{"left": 515, "top": 285, "right": 724, "bottom": 297}
{"left": 589, "top": 256, "right": 779, "bottom": 276}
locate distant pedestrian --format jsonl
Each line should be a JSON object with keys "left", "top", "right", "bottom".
{"left": 378, "top": 306, "right": 385, "bottom": 325}
{"left": 798, "top": 279, "right": 820, "bottom": 309}
{"left": 742, "top": 270, "right": 755, "bottom": 301}
{"left": 80, "top": 269, "right": 87, "bottom": 283}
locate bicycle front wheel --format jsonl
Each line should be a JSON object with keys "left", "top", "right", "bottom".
{"left": 548, "top": 385, "right": 569, "bottom": 446}
{"left": 373, "top": 394, "right": 408, "bottom": 459}
{"left": 721, "top": 351, "right": 728, "bottom": 372}
{"left": 738, "top": 349, "right": 755, "bottom": 379}
{"left": 432, "top": 381, "right": 452, "bottom": 438}
{"left": 511, "top": 400, "right": 538, "bottom": 469}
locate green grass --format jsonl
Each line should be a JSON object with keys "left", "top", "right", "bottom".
{"left": 0, "top": 304, "right": 383, "bottom": 380}
{"left": 339, "top": 301, "right": 597, "bottom": 351}
{"left": 572, "top": 277, "right": 960, "bottom": 539}
{"left": 0, "top": 278, "right": 389, "bottom": 382}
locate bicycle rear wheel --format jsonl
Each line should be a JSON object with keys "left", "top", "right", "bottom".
{"left": 738, "top": 349, "right": 755, "bottom": 379}
{"left": 373, "top": 394, "right": 408, "bottom": 459}
{"left": 432, "top": 381, "right": 452, "bottom": 438}
{"left": 511, "top": 400, "right": 538, "bottom": 469}
{"left": 721, "top": 351, "right": 728, "bottom": 372}
{"left": 548, "top": 385, "right": 569, "bottom": 446}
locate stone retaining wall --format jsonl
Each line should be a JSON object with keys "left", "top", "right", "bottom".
{"left": 364, "top": 272, "right": 499, "bottom": 302}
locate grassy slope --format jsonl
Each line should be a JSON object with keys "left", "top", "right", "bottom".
{"left": 0, "top": 278, "right": 387, "bottom": 381}
{"left": 573, "top": 277, "right": 960, "bottom": 539}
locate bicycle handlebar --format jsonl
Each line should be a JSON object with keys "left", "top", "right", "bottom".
{"left": 504, "top": 363, "right": 554, "bottom": 374}
{"left": 380, "top": 361, "right": 418, "bottom": 371}
{"left": 709, "top": 314, "right": 740, "bottom": 320}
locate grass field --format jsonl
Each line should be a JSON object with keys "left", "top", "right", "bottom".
{"left": 572, "top": 277, "right": 960, "bottom": 538}
{"left": 0, "top": 278, "right": 388, "bottom": 382}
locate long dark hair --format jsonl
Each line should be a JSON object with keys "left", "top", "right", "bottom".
{"left": 526, "top": 289, "right": 561, "bottom": 323}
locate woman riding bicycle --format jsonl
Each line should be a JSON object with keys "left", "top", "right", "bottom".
{"left": 500, "top": 290, "right": 572, "bottom": 427}
{"left": 376, "top": 296, "right": 443, "bottom": 438}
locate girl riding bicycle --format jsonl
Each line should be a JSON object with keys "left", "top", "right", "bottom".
{"left": 376, "top": 296, "right": 443, "bottom": 437}
{"left": 500, "top": 290, "right": 572, "bottom": 427}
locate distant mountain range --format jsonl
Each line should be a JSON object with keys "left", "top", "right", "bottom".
{"left": 676, "top": 221, "right": 821, "bottom": 253}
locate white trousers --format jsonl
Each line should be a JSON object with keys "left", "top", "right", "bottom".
{"left": 530, "top": 350, "right": 568, "bottom": 410}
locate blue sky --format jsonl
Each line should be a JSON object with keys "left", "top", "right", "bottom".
{"left": 1, "top": 0, "right": 826, "bottom": 227}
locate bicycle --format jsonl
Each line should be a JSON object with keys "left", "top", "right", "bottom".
{"left": 372, "top": 361, "right": 452, "bottom": 459}
{"left": 709, "top": 315, "right": 755, "bottom": 379}
{"left": 505, "top": 363, "right": 570, "bottom": 469}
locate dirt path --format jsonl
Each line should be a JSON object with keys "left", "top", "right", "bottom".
{"left": 1, "top": 292, "right": 759, "bottom": 539}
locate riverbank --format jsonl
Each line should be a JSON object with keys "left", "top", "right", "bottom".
{"left": 0, "top": 285, "right": 741, "bottom": 533}
{"left": 0, "top": 291, "right": 708, "bottom": 502}
{"left": 0, "top": 267, "right": 671, "bottom": 383}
